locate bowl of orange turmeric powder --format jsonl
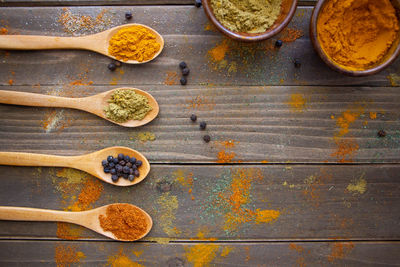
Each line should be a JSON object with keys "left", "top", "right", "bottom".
{"left": 310, "top": 0, "right": 400, "bottom": 76}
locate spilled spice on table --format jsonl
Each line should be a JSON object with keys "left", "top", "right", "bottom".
{"left": 185, "top": 230, "right": 219, "bottom": 267}
{"left": 52, "top": 168, "right": 103, "bottom": 240}
{"left": 55, "top": 245, "right": 86, "bottom": 267}
{"left": 0, "top": 27, "right": 8, "bottom": 34}
{"left": 156, "top": 192, "right": 179, "bottom": 236}
{"left": 59, "top": 8, "right": 114, "bottom": 35}
{"left": 108, "top": 249, "right": 143, "bottom": 267}
{"left": 303, "top": 169, "right": 333, "bottom": 207}
{"left": 185, "top": 95, "right": 216, "bottom": 111}
{"left": 288, "top": 93, "right": 307, "bottom": 112}
{"left": 289, "top": 243, "right": 306, "bottom": 267}
{"left": 216, "top": 151, "right": 236, "bottom": 163}
{"left": 327, "top": 242, "right": 355, "bottom": 262}
{"left": 134, "top": 132, "right": 156, "bottom": 143}
{"left": 331, "top": 138, "right": 359, "bottom": 163}
{"left": 164, "top": 71, "right": 179, "bottom": 85}
{"left": 203, "top": 168, "right": 281, "bottom": 235}
{"left": 173, "top": 169, "right": 195, "bottom": 200}
{"left": 346, "top": 174, "right": 367, "bottom": 195}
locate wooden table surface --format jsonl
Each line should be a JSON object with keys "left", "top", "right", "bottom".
{"left": 0, "top": 1, "right": 399, "bottom": 266}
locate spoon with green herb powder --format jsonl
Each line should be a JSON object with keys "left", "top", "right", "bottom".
{"left": 0, "top": 88, "right": 159, "bottom": 127}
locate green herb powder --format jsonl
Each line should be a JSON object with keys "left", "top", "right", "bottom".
{"left": 211, "top": 0, "right": 283, "bottom": 33}
{"left": 104, "top": 89, "right": 152, "bottom": 123}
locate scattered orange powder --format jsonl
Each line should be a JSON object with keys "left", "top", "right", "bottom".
{"left": 185, "top": 95, "right": 216, "bottom": 111}
{"left": 66, "top": 178, "right": 103, "bottom": 211}
{"left": 327, "top": 242, "right": 355, "bottom": 262}
{"left": 216, "top": 139, "right": 237, "bottom": 148}
{"left": 220, "top": 247, "right": 233, "bottom": 257}
{"left": 331, "top": 138, "right": 359, "bottom": 163}
{"left": 369, "top": 112, "right": 377, "bottom": 120}
{"left": 289, "top": 243, "right": 304, "bottom": 253}
{"left": 335, "top": 108, "right": 364, "bottom": 136}
{"left": 218, "top": 168, "right": 280, "bottom": 233}
{"left": 279, "top": 28, "right": 303, "bottom": 42}
{"left": 217, "top": 151, "right": 236, "bottom": 163}
{"left": 288, "top": 93, "right": 307, "bottom": 112}
{"left": 8, "top": 79, "right": 13, "bottom": 85}
{"left": 164, "top": 71, "right": 179, "bottom": 85}
{"left": 173, "top": 169, "right": 195, "bottom": 200}
{"left": 208, "top": 39, "right": 229, "bottom": 62}
{"left": 55, "top": 245, "right": 86, "bottom": 267}
{"left": 108, "top": 249, "right": 143, "bottom": 267}
{"left": 57, "top": 222, "right": 82, "bottom": 240}
{"left": 0, "top": 27, "right": 8, "bottom": 35}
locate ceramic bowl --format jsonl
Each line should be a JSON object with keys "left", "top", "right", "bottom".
{"left": 203, "top": 0, "right": 298, "bottom": 42}
{"left": 310, "top": 0, "right": 400, "bottom": 76}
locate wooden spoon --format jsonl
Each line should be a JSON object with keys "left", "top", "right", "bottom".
{"left": 0, "top": 147, "right": 150, "bottom": 186}
{"left": 0, "top": 88, "right": 159, "bottom": 127}
{"left": 0, "top": 204, "right": 153, "bottom": 241}
{"left": 0, "top": 23, "right": 164, "bottom": 64}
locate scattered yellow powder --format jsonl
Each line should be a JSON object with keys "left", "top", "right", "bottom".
{"left": 369, "top": 112, "right": 377, "bottom": 120}
{"left": 254, "top": 209, "right": 280, "bottom": 224}
{"left": 136, "top": 132, "right": 156, "bottom": 142}
{"left": 185, "top": 243, "right": 220, "bottom": 267}
{"left": 288, "top": 94, "right": 306, "bottom": 112}
{"left": 107, "top": 249, "right": 143, "bottom": 267}
{"left": 220, "top": 247, "right": 233, "bottom": 257}
{"left": 156, "top": 192, "right": 179, "bottom": 236}
{"left": 347, "top": 177, "right": 367, "bottom": 195}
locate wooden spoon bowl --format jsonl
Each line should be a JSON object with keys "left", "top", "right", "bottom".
{"left": 203, "top": 0, "right": 298, "bottom": 42}
{"left": 310, "top": 0, "right": 400, "bottom": 76}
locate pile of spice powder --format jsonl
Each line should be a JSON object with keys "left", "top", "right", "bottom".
{"left": 317, "top": 0, "right": 400, "bottom": 70}
{"left": 108, "top": 25, "right": 161, "bottom": 62}
{"left": 210, "top": 0, "right": 282, "bottom": 33}
{"left": 104, "top": 89, "right": 152, "bottom": 123}
{"left": 99, "top": 203, "right": 148, "bottom": 241}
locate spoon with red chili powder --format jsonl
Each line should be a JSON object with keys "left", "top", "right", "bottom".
{"left": 0, "top": 146, "right": 150, "bottom": 186}
{"left": 0, "top": 23, "right": 164, "bottom": 64}
{"left": 0, "top": 203, "right": 153, "bottom": 241}
{"left": 0, "top": 88, "right": 159, "bottom": 127}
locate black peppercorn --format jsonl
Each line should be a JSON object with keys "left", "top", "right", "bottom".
{"left": 199, "top": 121, "right": 207, "bottom": 130}
{"left": 203, "top": 135, "right": 211, "bottom": 143}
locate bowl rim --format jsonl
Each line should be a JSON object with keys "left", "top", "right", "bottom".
{"left": 310, "top": 0, "right": 400, "bottom": 77}
{"left": 203, "top": 0, "right": 298, "bottom": 42}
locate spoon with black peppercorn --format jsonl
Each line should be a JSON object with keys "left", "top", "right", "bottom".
{"left": 0, "top": 23, "right": 164, "bottom": 64}
{"left": 0, "top": 87, "right": 159, "bottom": 127}
{"left": 0, "top": 203, "right": 153, "bottom": 241}
{"left": 0, "top": 147, "right": 150, "bottom": 186}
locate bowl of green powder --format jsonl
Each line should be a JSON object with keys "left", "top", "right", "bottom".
{"left": 203, "top": 0, "right": 298, "bottom": 42}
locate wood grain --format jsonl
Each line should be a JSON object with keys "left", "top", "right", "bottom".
{"left": 0, "top": 7, "right": 398, "bottom": 87}
{"left": 0, "top": 165, "right": 398, "bottom": 240}
{"left": 1, "top": 85, "right": 399, "bottom": 163}
{"left": 0, "top": 240, "right": 399, "bottom": 266}
{"left": 0, "top": 0, "right": 318, "bottom": 7}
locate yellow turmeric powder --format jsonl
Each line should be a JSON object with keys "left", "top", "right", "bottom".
{"left": 108, "top": 25, "right": 161, "bottom": 62}
{"left": 317, "top": 0, "right": 399, "bottom": 70}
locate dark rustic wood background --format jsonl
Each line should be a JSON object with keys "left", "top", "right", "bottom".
{"left": 0, "top": 1, "right": 399, "bottom": 266}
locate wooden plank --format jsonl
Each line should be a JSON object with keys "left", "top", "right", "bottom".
{"left": 0, "top": 240, "right": 399, "bottom": 266}
{"left": 1, "top": 85, "right": 399, "bottom": 163}
{"left": 0, "top": 165, "right": 398, "bottom": 240}
{"left": 0, "top": 6, "right": 398, "bottom": 87}
{"left": 0, "top": 0, "right": 317, "bottom": 7}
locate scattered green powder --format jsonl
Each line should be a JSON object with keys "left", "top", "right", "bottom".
{"left": 104, "top": 89, "right": 152, "bottom": 123}
{"left": 211, "top": 0, "right": 283, "bottom": 33}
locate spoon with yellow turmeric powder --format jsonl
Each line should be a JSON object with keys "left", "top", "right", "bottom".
{"left": 0, "top": 23, "right": 164, "bottom": 63}
{"left": 0, "top": 87, "right": 160, "bottom": 127}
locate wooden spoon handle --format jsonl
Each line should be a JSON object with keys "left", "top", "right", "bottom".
{"left": 0, "top": 152, "right": 76, "bottom": 168}
{"left": 0, "top": 206, "right": 81, "bottom": 223}
{"left": 0, "top": 35, "right": 92, "bottom": 50}
{"left": 0, "top": 90, "right": 82, "bottom": 109}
